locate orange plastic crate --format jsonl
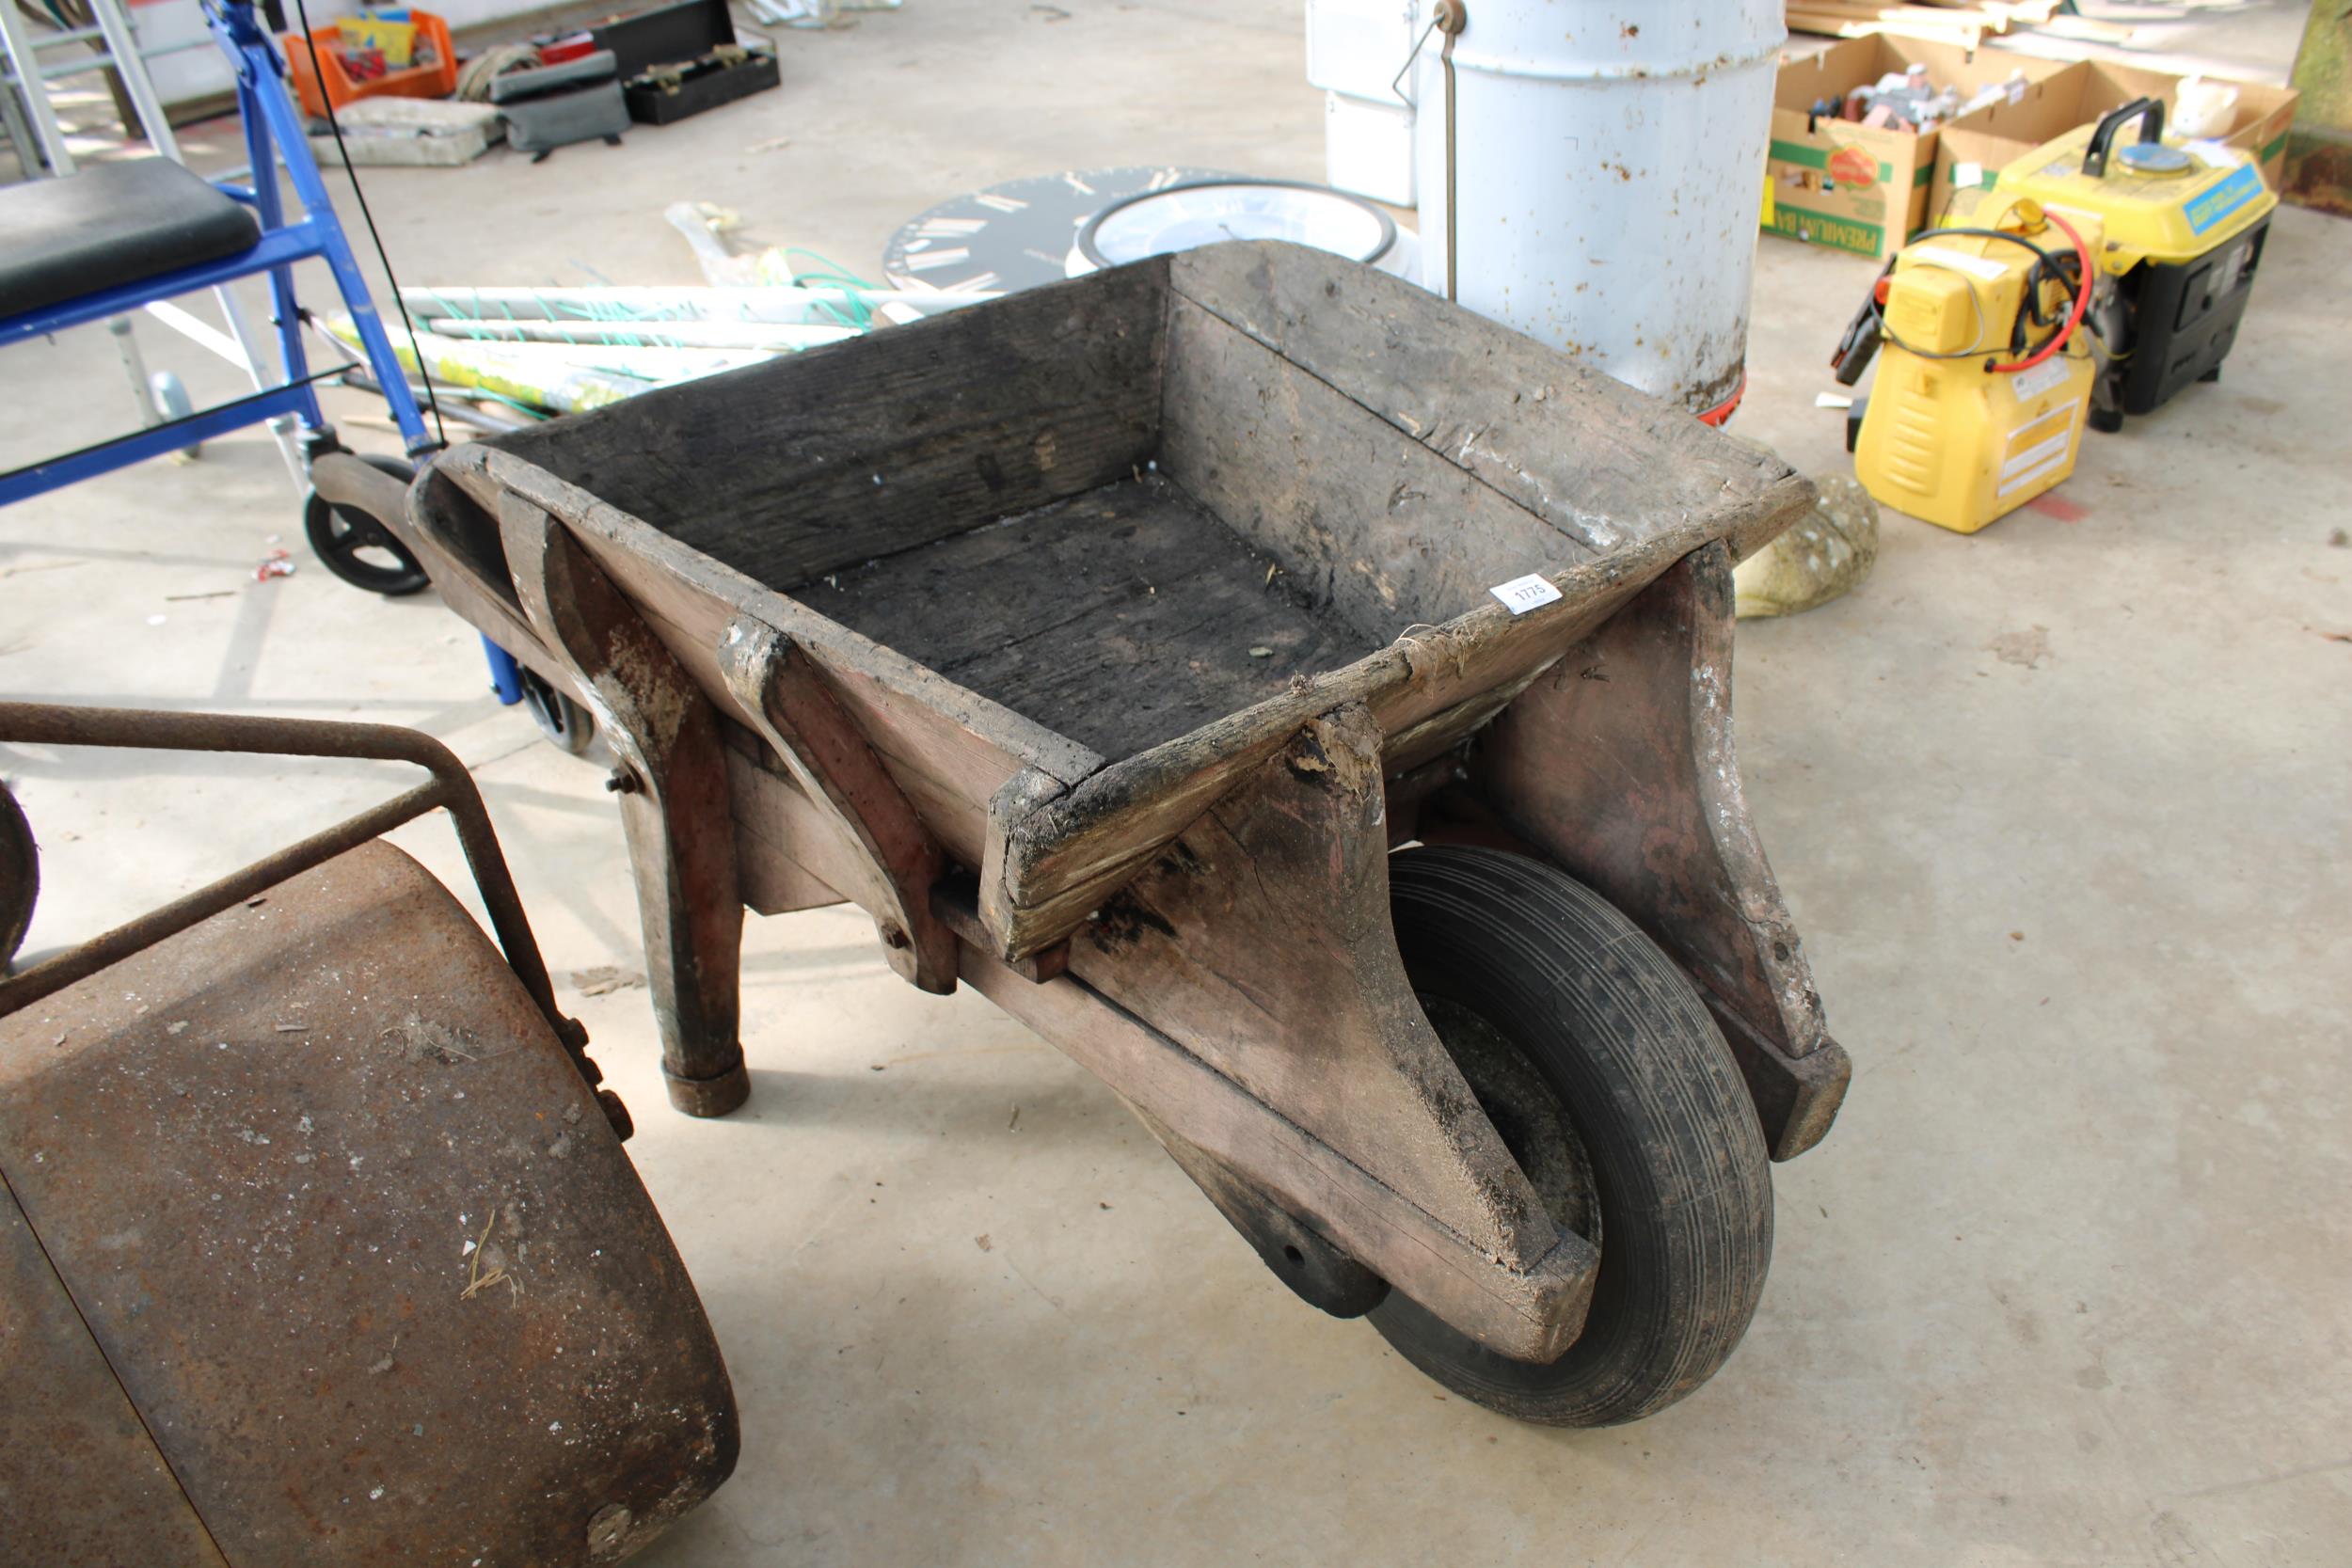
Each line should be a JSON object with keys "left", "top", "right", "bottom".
{"left": 280, "top": 10, "right": 459, "bottom": 120}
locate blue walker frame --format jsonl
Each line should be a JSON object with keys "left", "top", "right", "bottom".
{"left": 0, "top": 0, "right": 525, "bottom": 701}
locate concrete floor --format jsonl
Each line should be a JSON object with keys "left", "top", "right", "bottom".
{"left": 5, "top": 3, "right": 2349, "bottom": 1563}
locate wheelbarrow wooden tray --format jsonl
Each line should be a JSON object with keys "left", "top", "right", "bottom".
{"left": 381, "top": 241, "right": 1850, "bottom": 1362}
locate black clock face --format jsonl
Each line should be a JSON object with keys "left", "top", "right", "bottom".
{"left": 882, "top": 166, "right": 1241, "bottom": 294}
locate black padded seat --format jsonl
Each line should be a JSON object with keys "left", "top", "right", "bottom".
{"left": 0, "top": 158, "right": 262, "bottom": 317}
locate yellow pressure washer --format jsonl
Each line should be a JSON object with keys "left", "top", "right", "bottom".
{"left": 1830, "top": 96, "right": 2278, "bottom": 533}
{"left": 1832, "top": 198, "right": 2100, "bottom": 533}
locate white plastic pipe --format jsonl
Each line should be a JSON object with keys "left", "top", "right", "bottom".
{"left": 421, "top": 317, "right": 862, "bottom": 352}
{"left": 400, "top": 285, "right": 990, "bottom": 325}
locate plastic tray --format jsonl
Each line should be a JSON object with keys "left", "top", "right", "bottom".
{"left": 281, "top": 10, "right": 460, "bottom": 121}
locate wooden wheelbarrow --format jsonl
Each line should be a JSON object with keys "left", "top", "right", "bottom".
{"left": 316, "top": 241, "right": 1852, "bottom": 1425}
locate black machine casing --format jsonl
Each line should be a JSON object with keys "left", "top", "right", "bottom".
{"left": 591, "top": 0, "right": 781, "bottom": 126}
{"left": 2107, "top": 214, "right": 2269, "bottom": 419}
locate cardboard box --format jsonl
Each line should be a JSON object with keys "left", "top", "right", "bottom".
{"left": 1765, "top": 37, "right": 2074, "bottom": 258}
{"left": 1933, "top": 57, "right": 2300, "bottom": 227}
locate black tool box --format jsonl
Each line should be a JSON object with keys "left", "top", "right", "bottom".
{"left": 589, "top": 0, "right": 778, "bottom": 126}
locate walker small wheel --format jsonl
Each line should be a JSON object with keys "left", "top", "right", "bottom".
{"left": 150, "top": 372, "right": 200, "bottom": 460}
{"left": 0, "top": 782, "right": 37, "bottom": 972}
{"left": 303, "top": 453, "right": 429, "bottom": 596}
{"left": 517, "top": 667, "right": 595, "bottom": 756}
{"left": 1375, "top": 846, "right": 1773, "bottom": 1427}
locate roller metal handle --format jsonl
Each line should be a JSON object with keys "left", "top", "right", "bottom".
{"left": 2082, "top": 96, "right": 2165, "bottom": 179}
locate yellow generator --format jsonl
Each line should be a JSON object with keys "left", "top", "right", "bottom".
{"left": 1990, "top": 96, "right": 2278, "bottom": 432}
{"left": 1832, "top": 197, "right": 2101, "bottom": 533}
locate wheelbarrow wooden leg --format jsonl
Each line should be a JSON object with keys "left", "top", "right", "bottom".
{"left": 501, "top": 497, "right": 749, "bottom": 1117}
{"left": 1458, "top": 540, "right": 1851, "bottom": 1159}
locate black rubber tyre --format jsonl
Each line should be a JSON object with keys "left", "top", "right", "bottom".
{"left": 1372, "top": 846, "right": 1772, "bottom": 1426}
{"left": 0, "top": 782, "right": 36, "bottom": 972}
{"left": 517, "top": 667, "right": 596, "bottom": 756}
{"left": 303, "top": 453, "right": 429, "bottom": 596}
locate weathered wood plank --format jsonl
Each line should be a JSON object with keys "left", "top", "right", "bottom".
{"left": 979, "top": 768, "right": 1066, "bottom": 947}
{"left": 1168, "top": 243, "right": 1817, "bottom": 563}
{"left": 730, "top": 814, "right": 844, "bottom": 916}
{"left": 428, "top": 445, "right": 1105, "bottom": 867}
{"left": 598, "top": 583, "right": 1003, "bottom": 873}
{"left": 1065, "top": 703, "right": 1572, "bottom": 1283}
{"left": 719, "top": 620, "right": 957, "bottom": 992}
{"left": 1476, "top": 544, "right": 1824, "bottom": 1053}
{"left": 723, "top": 748, "right": 864, "bottom": 914}
{"left": 1159, "top": 293, "right": 1598, "bottom": 641}
{"left": 1137, "top": 1111, "right": 1389, "bottom": 1318}
{"left": 406, "top": 464, "right": 584, "bottom": 702}
{"left": 791, "top": 473, "right": 1374, "bottom": 762}
{"left": 481, "top": 261, "right": 1171, "bottom": 589}
{"left": 988, "top": 522, "right": 1718, "bottom": 958}
{"left": 1377, "top": 663, "right": 1545, "bottom": 777}
{"left": 1467, "top": 543, "right": 1850, "bottom": 1156}
{"left": 930, "top": 876, "right": 1067, "bottom": 984}
{"left": 404, "top": 459, "right": 533, "bottom": 620}
{"left": 437, "top": 446, "right": 1104, "bottom": 782}
{"left": 961, "top": 938, "right": 1596, "bottom": 1362}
